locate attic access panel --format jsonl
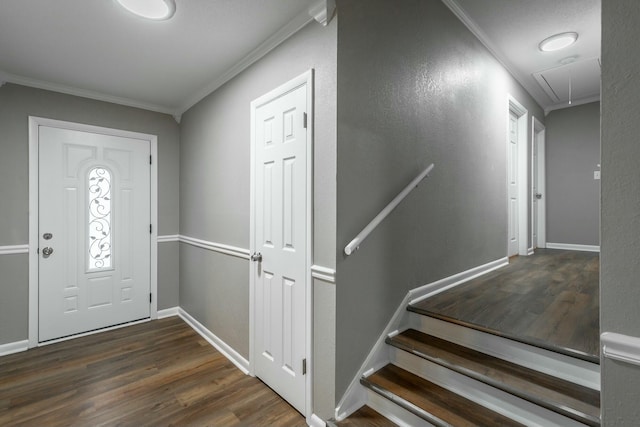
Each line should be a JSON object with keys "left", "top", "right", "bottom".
{"left": 533, "top": 57, "right": 601, "bottom": 104}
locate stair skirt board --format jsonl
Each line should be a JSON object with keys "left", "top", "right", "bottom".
{"left": 413, "top": 314, "right": 600, "bottom": 390}
{"left": 390, "top": 349, "right": 592, "bottom": 427}
{"left": 366, "top": 389, "right": 437, "bottom": 427}
{"left": 334, "top": 257, "right": 509, "bottom": 421}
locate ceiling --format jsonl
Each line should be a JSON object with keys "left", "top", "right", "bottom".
{"left": 0, "top": 0, "right": 319, "bottom": 117}
{"left": 0, "top": 0, "right": 599, "bottom": 117}
{"left": 446, "top": 0, "right": 601, "bottom": 112}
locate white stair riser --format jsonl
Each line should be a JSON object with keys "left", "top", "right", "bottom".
{"left": 411, "top": 313, "right": 600, "bottom": 390}
{"left": 391, "top": 349, "right": 590, "bottom": 427}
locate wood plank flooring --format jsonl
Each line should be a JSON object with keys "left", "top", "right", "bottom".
{"left": 334, "top": 406, "right": 397, "bottom": 427}
{"left": 410, "top": 249, "right": 599, "bottom": 361}
{"left": 0, "top": 317, "right": 306, "bottom": 427}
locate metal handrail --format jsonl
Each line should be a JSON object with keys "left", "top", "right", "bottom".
{"left": 344, "top": 163, "right": 435, "bottom": 256}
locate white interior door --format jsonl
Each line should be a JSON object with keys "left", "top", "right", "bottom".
{"left": 508, "top": 110, "right": 519, "bottom": 256}
{"left": 252, "top": 79, "right": 309, "bottom": 414}
{"left": 532, "top": 129, "right": 539, "bottom": 247}
{"left": 38, "top": 125, "right": 151, "bottom": 342}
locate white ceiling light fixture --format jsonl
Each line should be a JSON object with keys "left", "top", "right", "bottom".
{"left": 538, "top": 32, "right": 578, "bottom": 52}
{"left": 115, "top": 0, "right": 176, "bottom": 21}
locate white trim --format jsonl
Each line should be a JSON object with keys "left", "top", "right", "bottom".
{"left": 0, "top": 69, "right": 175, "bottom": 116}
{"left": 177, "top": 11, "right": 315, "bottom": 115}
{"left": 409, "top": 257, "right": 508, "bottom": 306}
{"left": 157, "top": 234, "right": 179, "bottom": 243}
{"left": 311, "top": 265, "right": 336, "bottom": 283}
{"left": 308, "top": 414, "right": 327, "bottom": 427}
{"left": 28, "top": 116, "right": 159, "bottom": 347}
{"left": 309, "top": 0, "right": 336, "bottom": 27}
{"left": 179, "top": 235, "right": 250, "bottom": 259}
{"left": 0, "top": 340, "right": 29, "bottom": 357}
{"left": 546, "top": 243, "right": 600, "bottom": 252}
{"left": 532, "top": 117, "right": 547, "bottom": 249}
{"left": 602, "top": 332, "right": 640, "bottom": 366}
{"left": 508, "top": 95, "right": 530, "bottom": 257}
{"left": 441, "top": 0, "right": 549, "bottom": 110}
{"left": 178, "top": 308, "right": 250, "bottom": 374}
{"left": 0, "top": 244, "right": 29, "bottom": 255}
{"left": 250, "top": 70, "right": 315, "bottom": 419}
{"left": 335, "top": 257, "right": 508, "bottom": 421}
{"left": 157, "top": 307, "right": 180, "bottom": 319}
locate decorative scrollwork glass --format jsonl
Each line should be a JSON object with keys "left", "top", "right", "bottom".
{"left": 88, "top": 167, "right": 112, "bottom": 270}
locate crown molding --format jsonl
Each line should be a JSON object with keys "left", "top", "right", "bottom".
{"left": 440, "top": 0, "right": 550, "bottom": 110}
{"left": 176, "top": 8, "right": 315, "bottom": 115}
{"left": 309, "top": 0, "right": 336, "bottom": 27}
{"left": 0, "top": 69, "right": 177, "bottom": 116}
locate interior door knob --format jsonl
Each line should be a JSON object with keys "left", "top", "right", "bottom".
{"left": 42, "top": 247, "right": 54, "bottom": 258}
{"left": 535, "top": 193, "right": 543, "bottom": 199}
{"left": 251, "top": 252, "right": 262, "bottom": 262}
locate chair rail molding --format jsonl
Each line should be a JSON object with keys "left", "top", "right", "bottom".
{"left": 311, "top": 265, "right": 336, "bottom": 283}
{"left": 602, "top": 332, "right": 640, "bottom": 366}
{"left": 177, "top": 235, "right": 250, "bottom": 260}
{"left": 0, "top": 244, "right": 29, "bottom": 255}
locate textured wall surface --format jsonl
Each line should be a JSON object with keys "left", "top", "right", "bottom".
{"left": 546, "top": 102, "right": 600, "bottom": 246}
{"left": 601, "top": 0, "right": 640, "bottom": 424}
{"left": 178, "top": 20, "right": 337, "bottom": 418}
{"left": 334, "top": 0, "right": 543, "bottom": 399}
{"left": 0, "top": 83, "right": 180, "bottom": 344}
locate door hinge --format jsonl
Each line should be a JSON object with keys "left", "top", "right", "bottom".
{"left": 303, "top": 112, "right": 307, "bottom": 129}
{"left": 150, "top": 155, "right": 152, "bottom": 165}
{"left": 149, "top": 293, "right": 152, "bottom": 303}
{"left": 149, "top": 224, "right": 152, "bottom": 234}
{"left": 302, "top": 358, "right": 307, "bottom": 375}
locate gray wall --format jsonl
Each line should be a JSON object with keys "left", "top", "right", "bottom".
{"left": 546, "top": 102, "right": 600, "bottom": 246}
{"left": 178, "top": 20, "right": 337, "bottom": 418}
{"left": 334, "top": 0, "right": 543, "bottom": 399}
{"left": 601, "top": 0, "right": 640, "bottom": 424}
{"left": 0, "top": 83, "right": 180, "bottom": 344}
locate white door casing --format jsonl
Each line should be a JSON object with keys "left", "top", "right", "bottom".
{"left": 507, "top": 96, "right": 529, "bottom": 257}
{"left": 533, "top": 117, "right": 546, "bottom": 249}
{"left": 28, "top": 117, "right": 158, "bottom": 346}
{"left": 250, "top": 71, "right": 313, "bottom": 417}
{"left": 507, "top": 110, "right": 519, "bottom": 257}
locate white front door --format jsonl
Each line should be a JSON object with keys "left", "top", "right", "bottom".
{"left": 508, "top": 110, "right": 519, "bottom": 256}
{"left": 251, "top": 74, "right": 310, "bottom": 414}
{"left": 38, "top": 125, "right": 151, "bottom": 342}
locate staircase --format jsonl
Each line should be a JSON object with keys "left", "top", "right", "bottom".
{"left": 356, "top": 301, "right": 601, "bottom": 426}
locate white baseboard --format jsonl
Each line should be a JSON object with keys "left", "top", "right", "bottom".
{"left": 546, "top": 243, "right": 600, "bottom": 252}
{"left": 409, "top": 257, "right": 508, "bottom": 305}
{"left": 334, "top": 257, "right": 508, "bottom": 421}
{"left": 157, "top": 307, "right": 179, "bottom": 319}
{"left": 178, "top": 308, "right": 250, "bottom": 374}
{"left": 0, "top": 339, "right": 29, "bottom": 357}
{"left": 308, "top": 413, "right": 327, "bottom": 427}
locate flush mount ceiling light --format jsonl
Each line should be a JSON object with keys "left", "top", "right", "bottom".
{"left": 538, "top": 32, "right": 578, "bottom": 52}
{"left": 115, "top": 0, "right": 176, "bottom": 20}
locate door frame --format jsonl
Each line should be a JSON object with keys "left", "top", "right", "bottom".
{"left": 27, "top": 116, "right": 159, "bottom": 348}
{"left": 507, "top": 95, "right": 529, "bottom": 257}
{"left": 249, "top": 70, "right": 314, "bottom": 420}
{"left": 532, "top": 116, "right": 546, "bottom": 249}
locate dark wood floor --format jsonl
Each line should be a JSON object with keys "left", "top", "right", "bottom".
{"left": 411, "top": 249, "right": 599, "bottom": 362}
{"left": 335, "top": 406, "right": 397, "bottom": 427}
{"left": 0, "top": 317, "right": 307, "bottom": 426}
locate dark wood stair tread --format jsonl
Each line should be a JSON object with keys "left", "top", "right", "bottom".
{"left": 388, "top": 329, "right": 600, "bottom": 426}
{"left": 361, "top": 364, "right": 525, "bottom": 427}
